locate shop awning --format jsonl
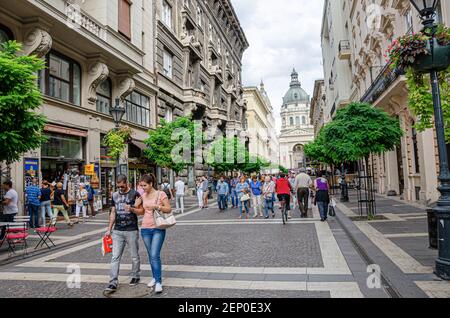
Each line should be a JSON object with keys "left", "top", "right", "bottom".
{"left": 131, "top": 140, "right": 147, "bottom": 151}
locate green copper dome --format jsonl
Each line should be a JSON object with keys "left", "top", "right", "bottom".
{"left": 282, "top": 69, "right": 310, "bottom": 105}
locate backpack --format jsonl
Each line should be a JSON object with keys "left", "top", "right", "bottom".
{"left": 162, "top": 183, "right": 172, "bottom": 200}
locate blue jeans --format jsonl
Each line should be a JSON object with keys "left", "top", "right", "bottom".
{"left": 28, "top": 204, "right": 40, "bottom": 228}
{"left": 238, "top": 199, "right": 250, "bottom": 214}
{"left": 141, "top": 228, "right": 166, "bottom": 284}
{"left": 317, "top": 201, "right": 329, "bottom": 219}
{"left": 231, "top": 189, "right": 238, "bottom": 207}
{"left": 218, "top": 194, "right": 227, "bottom": 210}
{"left": 264, "top": 198, "right": 274, "bottom": 218}
{"left": 40, "top": 201, "right": 53, "bottom": 226}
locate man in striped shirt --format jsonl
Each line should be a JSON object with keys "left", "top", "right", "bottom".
{"left": 25, "top": 178, "right": 41, "bottom": 228}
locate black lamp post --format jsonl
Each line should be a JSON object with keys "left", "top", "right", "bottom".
{"left": 109, "top": 98, "right": 127, "bottom": 178}
{"left": 110, "top": 98, "right": 126, "bottom": 128}
{"left": 409, "top": 0, "right": 450, "bottom": 280}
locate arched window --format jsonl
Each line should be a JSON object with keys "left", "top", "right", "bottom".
{"left": 96, "top": 78, "right": 112, "bottom": 115}
{"left": 290, "top": 117, "right": 294, "bottom": 126}
{"left": 302, "top": 116, "right": 306, "bottom": 124}
{"left": 295, "top": 116, "right": 300, "bottom": 125}
{"left": 0, "top": 24, "right": 13, "bottom": 46}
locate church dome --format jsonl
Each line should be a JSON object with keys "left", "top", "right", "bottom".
{"left": 282, "top": 69, "right": 310, "bottom": 105}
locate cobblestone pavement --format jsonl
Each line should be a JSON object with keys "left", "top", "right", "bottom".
{"left": 336, "top": 190, "right": 450, "bottom": 298}
{"left": 0, "top": 197, "right": 394, "bottom": 298}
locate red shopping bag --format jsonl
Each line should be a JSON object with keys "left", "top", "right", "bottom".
{"left": 102, "top": 235, "right": 113, "bottom": 256}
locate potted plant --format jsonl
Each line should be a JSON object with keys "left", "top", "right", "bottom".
{"left": 387, "top": 24, "right": 450, "bottom": 73}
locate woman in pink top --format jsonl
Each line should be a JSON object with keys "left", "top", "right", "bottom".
{"left": 135, "top": 174, "right": 172, "bottom": 294}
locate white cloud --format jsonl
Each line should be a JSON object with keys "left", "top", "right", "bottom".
{"left": 232, "top": 0, "right": 325, "bottom": 133}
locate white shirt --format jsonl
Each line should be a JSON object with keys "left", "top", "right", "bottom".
{"left": 175, "top": 180, "right": 185, "bottom": 196}
{"left": 3, "top": 189, "right": 19, "bottom": 215}
{"left": 295, "top": 173, "right": 313, "bottom": 189}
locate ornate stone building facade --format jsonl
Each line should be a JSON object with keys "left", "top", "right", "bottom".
{"left": 279, "top": 70, "right": 314, "bottom": 170}
{"left": 0, "top": 0, "right": 159, "bottom": 212}
{"left": 0, "top": 0, "right": 248, "bottom": 210}
{"left": 319, "top": 0, "right": 450, "bottom": 204}
{"left": 244, "top": 82, "right": 279, "bottom": 174}
{"left": 310, "top": 79, "right": 326, "bottom": 138}
{"left": 154, "top": 0, "right": 249, "bottom": 183}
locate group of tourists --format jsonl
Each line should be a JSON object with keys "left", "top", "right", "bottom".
{"left": 0, "top": 178, "right": 97, "bottom": 230}
{"left": 208, "top": 168, "right": 332, "bottom": 222}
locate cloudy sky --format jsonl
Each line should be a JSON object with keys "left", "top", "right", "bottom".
{"left": 232, "top": 0, "right": 325, "bottom": 133}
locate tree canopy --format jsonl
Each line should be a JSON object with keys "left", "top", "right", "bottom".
{"left": 306, "top": 102, "right": 403, "bottom": 164}
{"left": 144, "top": 116, "right": 198, "bottom": 174}
{"left": 0, "top": 41, "right": 47, "bottom": 164}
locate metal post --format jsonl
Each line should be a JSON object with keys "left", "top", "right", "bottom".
{"left": 430, "top": 67, "right": 450, "bottom": 280}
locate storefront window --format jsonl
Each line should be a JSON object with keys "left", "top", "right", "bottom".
{"left": 41, "top": 133, "right": 83, "bottom": 160}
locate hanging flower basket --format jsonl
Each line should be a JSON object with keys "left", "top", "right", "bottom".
{"left": 412, "top": 38, "right": 450, "bottom": 73}
{"left": 387, "top": 24, "right": 450, "bottom": 73}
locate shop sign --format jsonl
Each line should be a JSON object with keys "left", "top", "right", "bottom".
{"left": 24, "top": 158, "right": 39, "bottom": 189}
{"left": 24, "top": 158, "right": 39, "bottom": 178}
{"left": 85, "top": 164, "right": 95, "bottom": 176}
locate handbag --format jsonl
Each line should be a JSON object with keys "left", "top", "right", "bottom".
{"left": 328, "top": 206, "right": 336, "bottom": 217}
{"left": 241, "top": 193, "right": 250, "bottom": 201}
{"left": 153, "top": 191, "right": 176, "bottom": 229}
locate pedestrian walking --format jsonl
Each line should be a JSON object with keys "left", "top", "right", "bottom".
{"left": 160, "top": 177, "right": 174, "bottom": 201}
{"left": 224, "top": 177, "right": 231, "bottom": 209}
{"left": 236, "top": 177, "right": 250, "bottom": 219}
{"left": 104, "top": 175, "right": 141, "bottom": 295}
{"left": 288, "top": 173, "right": 297, "bottom": 211}
{"left": 314, "top": 171, "right": 330, "bottom": 222}
{"left": 262, "top": 176, "right": 276, "bottom": 219}
{"left": 250, "top": 175, "right": 263, "bottom": 218}
{"left": 133, "top": 174, "right": 172, "bottom": 294}
{"left": 196, "top": 177, "right": 204, "bottom": 209}
{"left": 75, "top": 183, "right": 88, "bottom": 222}
{"left": 25, "top": 178, "right": 41, "bottom": 228}
{"left": 52, "top": 182, "right": 74, "bottom": 227}
{"left": 216, "top": 176, "right": 229, "bottom": 211}
{"left": 174, "top": 176, "right": 185, "bottom": 214}
{"left": 295, "top": 168, "right": 313, "bottom": 218}
{"left": 40, "top": 181, "right": 53, "bottom": 227}
{"left": 85, "top": 182, "right": 96, "bottom": 218}
{"left": 202, "top": 176, "right": 209, "bottom": 208}
{"left": 230, "top": 174, "right": 240, "bottom": 208}
{"left": 1, "top": 180, "right": 19, "bottom": 221}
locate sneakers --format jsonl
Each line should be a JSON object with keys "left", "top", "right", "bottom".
{"left": 103, "top": 284, "right": 117, "bottom": 296}
{"left": 147, "top": 278, "right": 156, "bottom": 288}
{"left": 129, "top": 278, "right": 140, "bottom": 286}
{"left": 155, "top": 283, "right": 163, "bottom": 294}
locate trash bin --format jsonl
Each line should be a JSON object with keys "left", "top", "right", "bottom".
{"left": 427, "top": 208, "right": 438, "bottom": 249}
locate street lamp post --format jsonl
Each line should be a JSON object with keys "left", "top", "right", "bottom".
{"left": 110, "top": 98, "right": 127, "bottom": 178}
{"left": 410, "top": 0, "right": 450, "bottom": 280}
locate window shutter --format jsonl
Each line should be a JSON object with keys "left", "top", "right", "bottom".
{"left": 118, "top": 0, "right": 131, "bottom": 39}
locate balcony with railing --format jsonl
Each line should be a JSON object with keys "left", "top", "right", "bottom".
{"left": 338, "top": 40, "right": 351, "bottom": 60}
{"left": 360, "top": 63, "right": 405, "bottom": 105}
{"left": 64, "top": 2, "right": 107, "bottom": 41}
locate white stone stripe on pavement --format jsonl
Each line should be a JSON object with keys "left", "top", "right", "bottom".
{"left": 354, "top": 221, "right": 433, "bottom": 274}
{"left": 0, "top": 272, "right": 363, "bottom": 298}
{"left": 384, "top": 233, "right": 428, "bottom": 239}
{"left": 415, "top": 281, "right": 450, "bottom": 298}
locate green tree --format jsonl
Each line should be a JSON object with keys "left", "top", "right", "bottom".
{"left": 0, "top": 41, "right": 47, "bottom": 164}
{"left": 319, "top": 102, "right": 404, "bottom": 218}
{"left": 144, "top": 116, "right": 198, "bottom": 175}
{"left": 278, "top": 166, "right": 288, "bottom": 174}
{"left": 322, "top": 102, "right": 403, "bottom": 163}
